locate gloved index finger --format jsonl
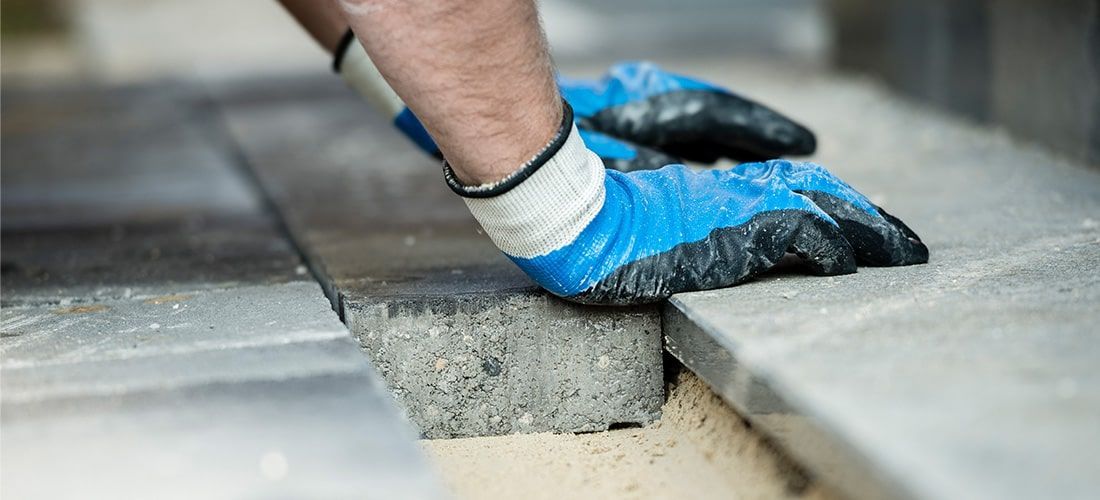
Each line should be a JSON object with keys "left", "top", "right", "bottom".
{"left": 736, "top": 160, "right": 929, "bottom": 266}
{"left": 590, "top": 89, "right": 818, "bottom": 163}
{"left": 562, "top": 67, "right": 818, "bottom": 163}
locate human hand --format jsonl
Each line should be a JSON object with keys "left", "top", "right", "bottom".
{"left": 451, "top": 108, "right": 927, "bottom": 305}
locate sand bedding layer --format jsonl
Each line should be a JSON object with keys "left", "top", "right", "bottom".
{"left": 422, "top": 371, "right": 840, "bottom": 500}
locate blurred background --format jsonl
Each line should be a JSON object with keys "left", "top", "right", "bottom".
{"left": 0, "top": 0, "right": 829, "bottom": 82}
{"left": 3, "top": 0, "right": 1096, "bottom": 164}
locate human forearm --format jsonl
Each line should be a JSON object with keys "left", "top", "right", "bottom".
{"left": 334, "top": 0, "right": 561, "bottom": 185}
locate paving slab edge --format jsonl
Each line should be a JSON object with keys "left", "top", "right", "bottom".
{"left": 662, "top": 297, "right": 918, "bottom": 500}
{"left": 204, "top": 97, "right": 347, "bottom": 317}
{"left": 212, "top": 99, "right": 665, "bottom": 439}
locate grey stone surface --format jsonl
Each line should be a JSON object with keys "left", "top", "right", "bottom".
{"left": 655, "top": 58, "right": 1100, "bottom": 500}
{"left": 1, "top": 85, "right": 305, "bottom": 304}
{"left": 346, "top": 293, "right": 661, "bottom": 437}
{"left": 216, "top": 85, "right": 664, "bottom": 438}
{"left": 0, "top": 216, "right": 306, "bottom": 306}
{"left": 1, "top": 281, "right": 444, "bottom": 499}
{"left": 1, "top": 282, "right": 352, "bottom": 398}
{"left": 1, "top": 84, "right": 445, "bottom": 499}
{"left": 1, "top": 282, "right": 344, "bottom": 367}
{"left": 2, "top": 334, "right": 364, "bottom": 403}
{"left": 1, "top": 281, "right": 445, "bottom": 500}
{"left": 1, "top": 85, "right": 259, "bottom": 230}
{"left": 3, "top": 373, "right": 444, "bottom": 500}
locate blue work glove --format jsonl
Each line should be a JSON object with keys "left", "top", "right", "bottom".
{"left": 559, "top": 61, "right": 817, "bottom": 168}
{"left": 447, "top": 104, "right": 927, "bottom": 305}
{"left": 335, "top": 33, "right": 813, "bottom": 171}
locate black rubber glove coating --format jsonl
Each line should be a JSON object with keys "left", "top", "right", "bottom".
{"left": 580, "top": 90, "right": 817, "bottom": 164}
{"left": 571, "top": 209, "right": 858, "bottom": 305}
{"left": 796, "top": 191, "right": 930, "bottom": 266}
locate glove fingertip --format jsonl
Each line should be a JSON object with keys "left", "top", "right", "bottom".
{"left": 789, "top": 127, "right": 817, "bottom": 156}
{"left": 876, "top": 206, "right": 931, "bottom": 265}
{"left": 789, "top": 214, "right": 858, "bottom": 276}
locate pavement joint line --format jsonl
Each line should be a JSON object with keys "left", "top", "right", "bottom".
{"left": 203, "top": 91, "right": 345, "bottom": 318}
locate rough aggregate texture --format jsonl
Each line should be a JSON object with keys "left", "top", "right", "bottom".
{"left": 346, "top": 292, "right": 662, "bottom": 438}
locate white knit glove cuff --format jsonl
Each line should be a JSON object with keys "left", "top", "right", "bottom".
{"left": 444, "top": 104, "right": 606, "bottom": 259}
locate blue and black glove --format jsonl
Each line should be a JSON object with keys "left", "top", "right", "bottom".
{"left": 447, "top": 103, "right": 927, "bottom": 305}
{"left": 559, "top": 61, "right": 816, "bottom": 170}
{"left": 335, "top": 31, "right": 815, "bottom": 172}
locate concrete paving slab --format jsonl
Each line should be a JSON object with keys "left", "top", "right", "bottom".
{"left": 650, "top": 58, "right": 1100, "bottom": 500}
{"left": 1, "top": 85, "right": 260, "bottom": 230}
{"left": 346, "top": 292, "right": 661, "bottom": 438}
{"left": 0, "top": 281, "right": 344, "bottom": 368}
{"left": 1, "top": 84, "right": 306, "bottom": 304}
{"left": 217, "top": 88, "right": 664, "bottom": 437}
{"left": 1, "top": 275, "right": 445, "bottom": 499}
{"left": 1, "top": 216, "right": 305, "bottom": 306}
{"left": 2, "top": 83, "right": 446, "bottom": 498}
{"left": 1, "top": 281, "right": 357, "bottom": 398}
{"left": 2, "top": 372, "right": 445, "bottom": 500}
{"left": 1, "top": 335, "right": 367, "bottom": 403}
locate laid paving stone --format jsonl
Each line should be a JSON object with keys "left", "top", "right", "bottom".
{"left": 217, "top": 84, "right": 664, "bottom": 438}
{"left": 1, "top": 216, "right": 306, "bottom": 306}
{"left": 1, "top": 273, "right": 444, "bottom": 500}
{"left": 2, "top": 372, "right": 445, "bottom": 500}
{"left": 2, "top": 84, "right": 445, "bottom": 498}
{"left": 656, "top": 58, "right": 1100, "bottom": 500}
{"left": 1, "top": 281, "right": 349, "bottom": 384}
{"left": 1, "top": 85, "right": 304, "bottom": 305}
{"left": 2, "top": 335, "right": 366, "bottom": 403}
{"left": 1, "top": 258, "right": 444, "bottom": 500}
{"left": 1, "top": 281, "right": 340, "bottom": 366}
{"left": 1, "top": 85, "right": 259, "bottom": 231}
{"left": 346, "top": 293, "right": 660, "bottom": 437}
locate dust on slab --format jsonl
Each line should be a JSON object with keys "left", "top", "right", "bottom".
{"left": 143, "top": 294, "right": 193, "bottom": 305}
{"left": 52, "top": 304, "right": 109, "bottom": 314}
{"left": 422, "top": 371, "right": 841, "bottom": 500}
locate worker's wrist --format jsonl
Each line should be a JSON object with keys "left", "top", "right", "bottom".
{"left": 448, "top": 101, "right": 606, "bottom": 259}
{"left": 442, "top": 100, "right": 572, "bottom": 197}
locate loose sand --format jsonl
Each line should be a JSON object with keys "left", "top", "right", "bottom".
{"left": 421, "top": 371, "right": 841, "bottom": 500}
